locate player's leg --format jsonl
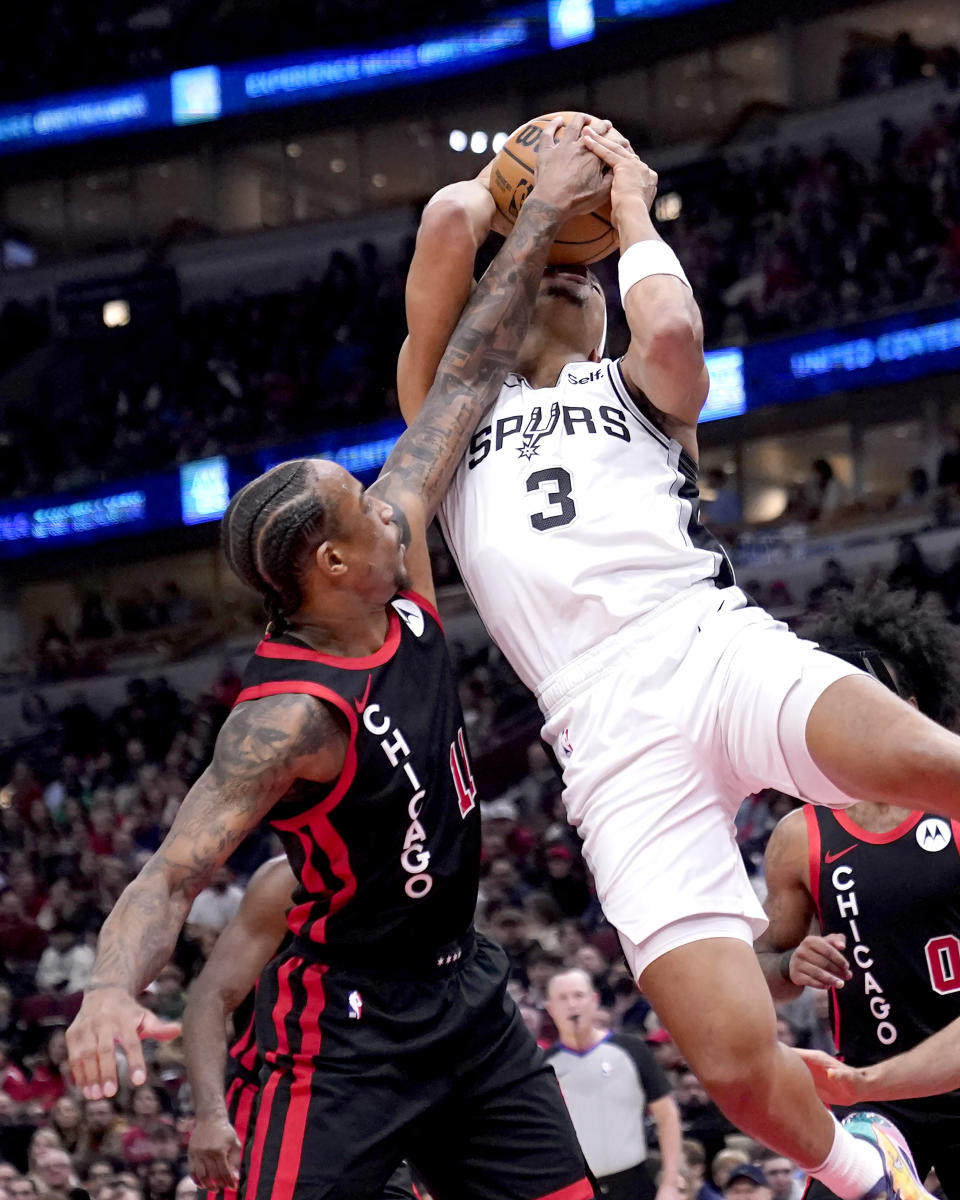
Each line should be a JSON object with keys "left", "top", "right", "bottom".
{"left": 637, "top": 934, "right": 911, "bottom": 1198}
{"left": 803, "top": 673, "right": 960, "bottom": 818}
{"left": 639, "top": 936, "right": 834, "bottom": 1163}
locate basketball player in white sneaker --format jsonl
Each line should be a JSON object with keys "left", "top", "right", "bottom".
{"left": 397, "top": 119, "right": 959, "bottom": 1199}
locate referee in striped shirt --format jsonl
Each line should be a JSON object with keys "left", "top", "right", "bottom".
{"left": 546, "top": 969, "right": 685, "bottom": 1200}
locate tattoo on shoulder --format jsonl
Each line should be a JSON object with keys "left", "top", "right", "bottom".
{"left": 211, "top": 694, "right": 343, "bottom": 800}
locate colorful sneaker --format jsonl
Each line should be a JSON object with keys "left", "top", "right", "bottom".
{"left": 842, "top": 1111, "right": 936, "bottom": 1200}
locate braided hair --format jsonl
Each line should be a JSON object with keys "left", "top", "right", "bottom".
{"left": 804, "top": 582, "right": 960, "bottom": 730}
{"left": 221, "top": 460, "right": 338, "bottom": 633}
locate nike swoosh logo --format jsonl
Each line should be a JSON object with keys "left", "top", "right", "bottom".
{"left": 354, "top": 673, "right": 373, "bottom": 714}
{"left": 824, "top": 844, "right": 857, "bottom": 864}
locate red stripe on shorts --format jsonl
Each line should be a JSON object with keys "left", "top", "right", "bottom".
{"left": 242, "top": 1068, "right": 281, "bottom": 1200}
{"left": 270, "top": 962, "right": 328, "bottom": 1200}
{"left": 531, "top": 1177, "right": 593, "bottom": 1200}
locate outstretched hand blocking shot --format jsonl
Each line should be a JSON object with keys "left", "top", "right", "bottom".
{"left": 65, "top": 116, "right": 610, "bottom": 1105}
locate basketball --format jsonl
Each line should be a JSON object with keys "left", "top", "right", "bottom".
{"left": 488, "top": 112, "right": 617, "bottom": 265}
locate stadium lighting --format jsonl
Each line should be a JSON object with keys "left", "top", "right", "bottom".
{"left": 448, "top": 129, "right": 468, "bottom": 152}
{"left": 470, "top": 131, "right": 489, "bottom": 154}
{"left": 102, "top": 299, "right": 131, "bottom": 328}
{"left": 655, "top": 192, "right": 682, "bottom": 221}
{"left": 492, "top": 132, "right": 509, "bottom": 153}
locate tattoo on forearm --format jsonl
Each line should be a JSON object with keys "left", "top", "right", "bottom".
{"left": 379, "top": 196, "right": 564, "bottom": 516}
{"left": 89, "top": 694, "right": 339, "bottom": 994}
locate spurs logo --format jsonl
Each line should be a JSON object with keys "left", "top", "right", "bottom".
{"left": 518, "top": 403, "right": 561, "bottom": 460}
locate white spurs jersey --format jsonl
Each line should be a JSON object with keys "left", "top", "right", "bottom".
{"left": 439, "top": 357, "right": 734, "bottom": 694}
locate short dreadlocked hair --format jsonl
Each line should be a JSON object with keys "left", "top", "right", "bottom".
{"left": 221, "top": 460, "right": 340, "bottom": 632}
{"left": 804, "top": 582, "right": 960, "bottom": 730}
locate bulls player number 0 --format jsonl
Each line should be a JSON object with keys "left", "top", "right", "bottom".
{"left": 925, "top": 934, "right": 960, "bottom": 995}
{"left": 526, "top": 467, "right": 577, "bottom": 531}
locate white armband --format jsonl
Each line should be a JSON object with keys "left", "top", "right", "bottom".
{"left": 618, "top": 240, "right": 691, "bottom": 305}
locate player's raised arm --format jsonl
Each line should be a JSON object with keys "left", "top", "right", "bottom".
{"left": 66, "top": 693, "right": 346, "bottom": 1101}
{"left": 797, "top": 1016, "right": 960, "bottom": 1105}
{"left": 754, "top": 810, "right": 852, "bottom": 1002}
{"left": 582, "top": 126, "right": 708, "bottom": 439}
{"left": 397, "top": 163, "right": 504, "bottom": 423}
{"left": 185, "top": 856, "right": 296, "bottom": 1190}
{"left": 396, "top": 117, "right": 613, "bottom": 425}
{"left": 370, "top": 116, "right": 609, "bottom": 534}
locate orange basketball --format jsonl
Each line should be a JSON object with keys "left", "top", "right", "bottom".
{"left": 488, "top": 111, "right": 617, "bottom": 265}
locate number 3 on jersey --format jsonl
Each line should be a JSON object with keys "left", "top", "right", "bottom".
{"left": 526, "top": 467, "right": 577, "bottom": 531}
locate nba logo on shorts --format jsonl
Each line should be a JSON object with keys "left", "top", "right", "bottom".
{"left": 348, "top": 990, "right": 363, "bottom": 1020}
{"left": 559, "top": 728, "right": 574, "bottom": 758}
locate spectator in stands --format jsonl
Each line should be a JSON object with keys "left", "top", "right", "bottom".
{"left": 80, "top": 1100, "right": 125, "bottom": 1166}
{"left": 184, "top": 866, "right": 241, "bottom": 937}
{"left": 887, "top": 532, "right": 936, "bottom": 592}
{"left": 490, "top": 907, "right": 541, "bottom": 987}
{"left": 24, "top": 1031, "right": 69, "bottom": 1110}
{"left": 31, "top": 1147, "right": 76, "bottom": 1200}
{"left": 84, "top": 1160, "right": 114, "bottom": 1195}
{"left": 890, "top": 31, "right": 927, "bottom": 86}
{"left": 542, "top": 845, "right": 590, "bottom": 918}
{"left": 77, "top": 596, "right": 114, "bottom": 642}
{"left": 722, "top": 1164, "right": 771, "bottom": 1200}
{"left": 759, "top": 1156, "right": 801, "bottom": 1200}
{"left": 47, "top": 1096, "right": 84, "bottom": 1157}
{"left": 35, "top": 924, "right": 94, "bottom": 995}
{"left": 142, "top": 1159, "right": 177, "bottom": 1200}
{"left": 675, "top": 1071, "right": 736, "bottom": 1163}
{"left": 804, "top": 459, "right": 848, "bottom": 522}
{"left": 120, "top": 1087, "right": 170, "bottom": 1167}
{"left": 897, "top": 465, "right": 931, "bottom": 507}
{"left": 0, "top": 891, "right": 47, "bottom": 972}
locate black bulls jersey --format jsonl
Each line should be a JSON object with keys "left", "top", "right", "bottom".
{"left": 234, "top": 591, "right": 481, "bottom": 958}
{"left": 807, "top": 806, "right": 960, "bottom": 1078}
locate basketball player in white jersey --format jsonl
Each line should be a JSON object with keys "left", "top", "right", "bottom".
{"left": 397, "top": 120, "right": 960, "bottom": 1198}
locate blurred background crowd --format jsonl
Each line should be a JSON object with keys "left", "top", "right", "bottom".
{"left": 2, "top": 0, "right": 960, "bottom": 1195}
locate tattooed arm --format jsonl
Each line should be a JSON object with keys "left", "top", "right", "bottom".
{"left": 66, "top": 693, "right": 346, "bottom": 1100}
{"left": 369, "top": 114, "right": 611, "bottom": 598}
{"left": 186, "top": 856, "right": 295, "bottom": 1191}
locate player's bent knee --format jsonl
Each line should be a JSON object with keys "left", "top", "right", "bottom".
{"left": 693, "top": 1037, "right": 780, "bottom": 1108}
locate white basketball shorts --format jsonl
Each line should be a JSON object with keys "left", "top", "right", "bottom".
{"left": 536, "top": 582, "right": 865, "bottom": 978}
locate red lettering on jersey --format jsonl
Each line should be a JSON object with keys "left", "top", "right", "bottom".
{"left": 449, "top": 727, "right": 477, "bottom": 818}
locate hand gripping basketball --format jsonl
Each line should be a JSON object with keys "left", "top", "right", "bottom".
{"left": 487, "top": 111, "right": 618, "bottom": 264}
{"left": 533, "top": 115, "right": 612, "bottom": 221}
{"left": 581, "top": 126, "right": 659, "bottom": 221}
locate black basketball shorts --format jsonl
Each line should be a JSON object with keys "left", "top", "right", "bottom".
{"left": 245, "top": 931, "right": 591, "bottom": 1200}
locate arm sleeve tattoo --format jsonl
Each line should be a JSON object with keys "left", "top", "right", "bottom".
{"left": 371, "top": 196, "right": 565, "bottom": 528}
{"left": 89, "top": 694, "right": 340, "bottom": 995}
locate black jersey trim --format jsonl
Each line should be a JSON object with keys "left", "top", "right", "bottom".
{"left": 256, "top": 609, "right": 401, "bottom": 671}
{"left": 608, "top": 360, "right": 670, "bottom": 450}
{"left": 675, "top": 458, "right": 736, "bottom": 588}
{"left": 610, "top": 360, "right": 701, "bottom": 481}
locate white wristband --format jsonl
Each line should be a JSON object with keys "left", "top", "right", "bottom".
{"left": 618, "top": 240, "right": 691, "bottom": 305}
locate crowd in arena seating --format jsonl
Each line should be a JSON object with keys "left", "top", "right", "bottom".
{"left": 837, "top": 29, "right": 960, "bottom": 98}
{"left": 659, "top": 100, "right": 960, "bottom": 346}
{"left": 0, "top": 244, "right": 407, "bottom": 500}
{"left": 2, "top": 95, "right": 959, "bottom": 500}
